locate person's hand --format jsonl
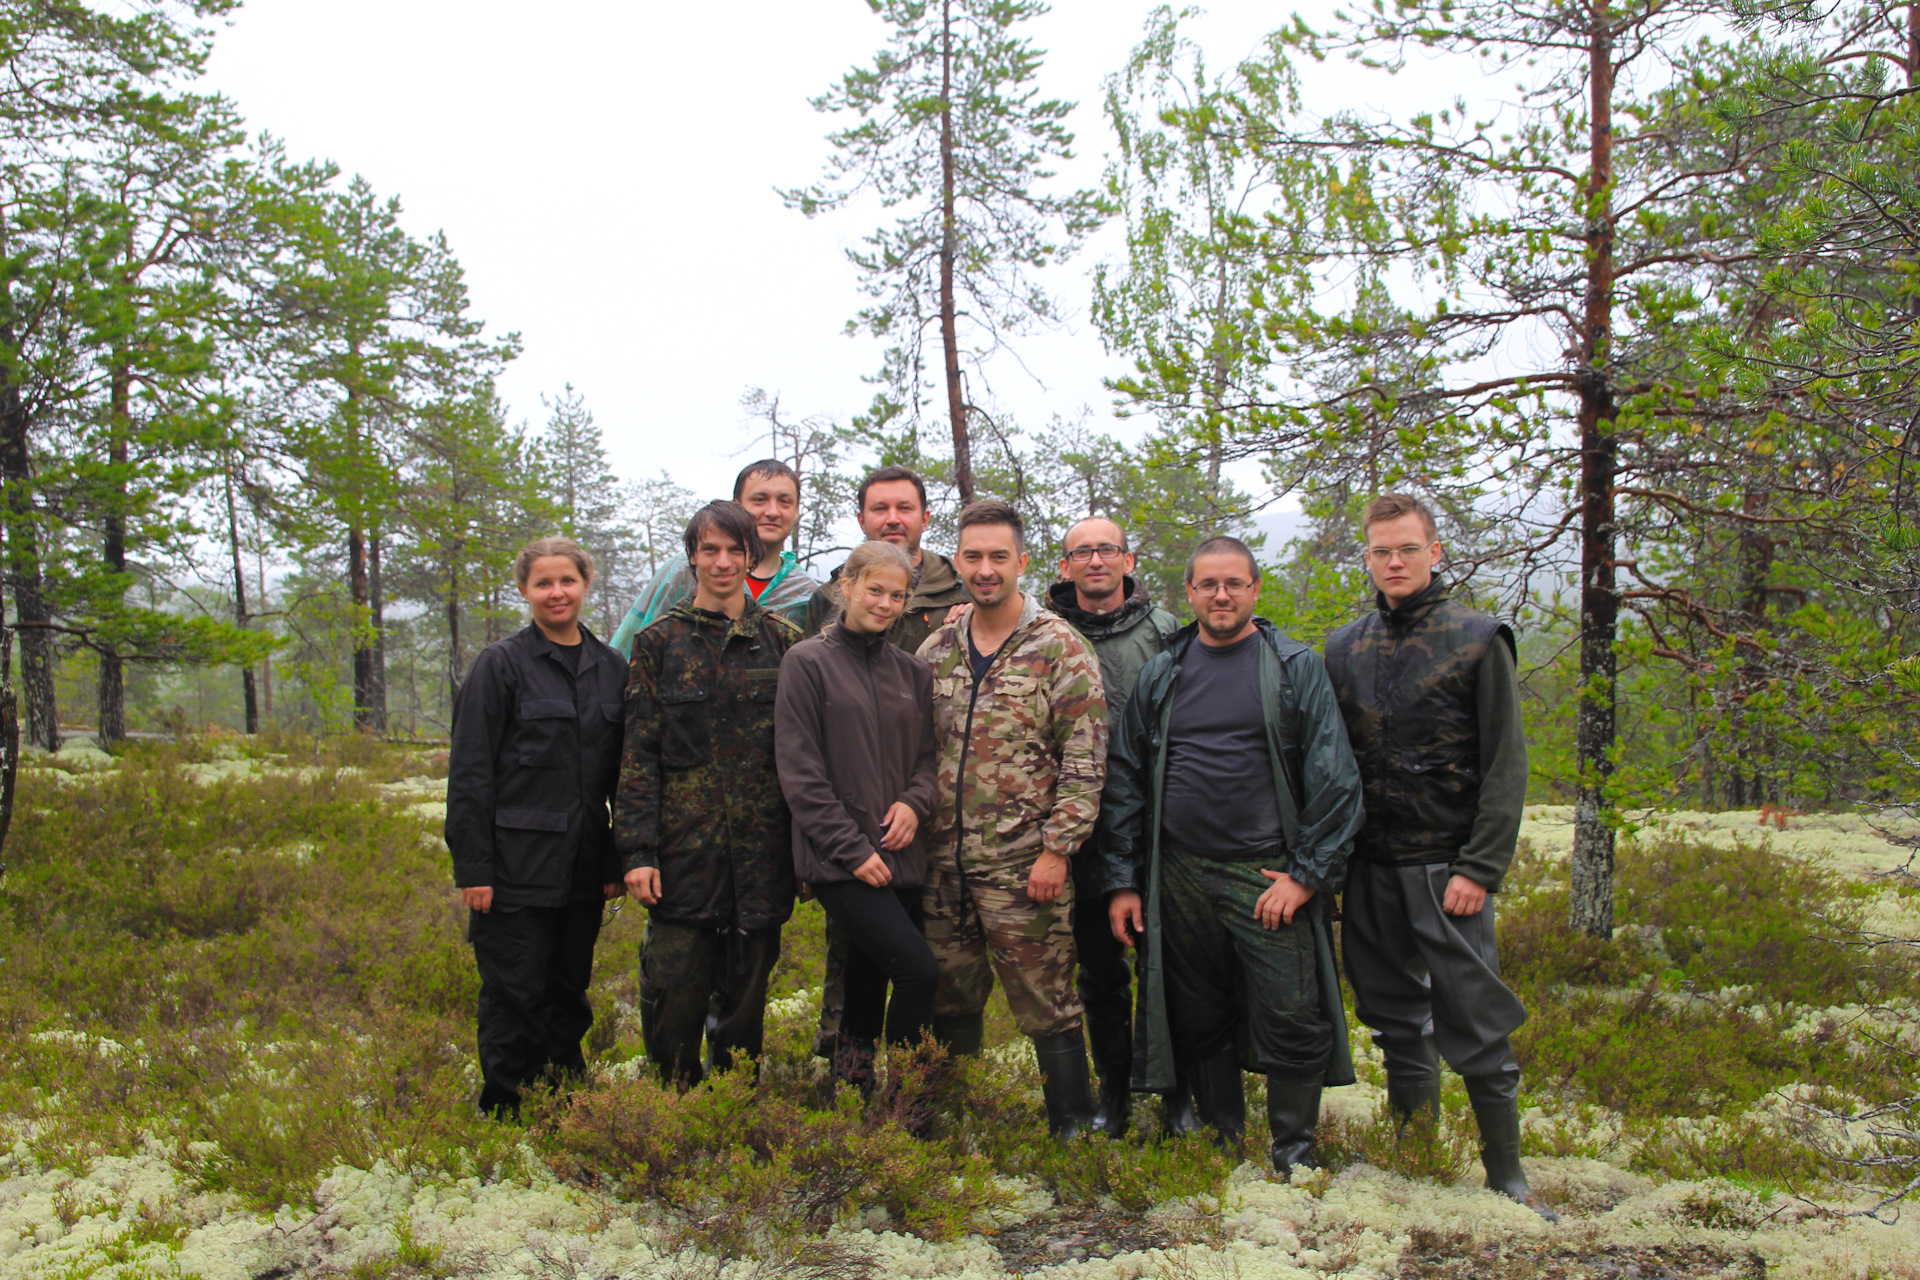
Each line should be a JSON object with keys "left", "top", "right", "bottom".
{"left": 461, "top": 886, "right": 493, "bottom": 913}
{"left": 1109, "top": 890, "right": 1145, "bottom": 948}
{"left": 1443, "top": 874, "right": 1488, "bottom": 916}
{"left": 880, "top": 802, "right": 919, "bottom": 851}
{"left": 1027, "top": 850, "right": 1069, "bottom": 903}
{"left": 1256, "top": 870, "right": 1314, "bottom": 929}
{"left": 625, "top": 866, "right": 661, "bottom": 905}
{"left": 853, "top": 852, "right": 893, "bottom": 887}
{"left": 603, "top": 882, "right": 622, "bottom": 899}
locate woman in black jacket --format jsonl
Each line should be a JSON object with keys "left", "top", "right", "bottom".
{"left": 444, "top": 537, "right": 626, "bottom": 1117}
{"left": 775, "top": 540, "right": 940, "bottom": 1093}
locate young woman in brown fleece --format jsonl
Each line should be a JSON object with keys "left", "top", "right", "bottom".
{"left": 775, "top": 540, "right": 941, "bottom": 1092}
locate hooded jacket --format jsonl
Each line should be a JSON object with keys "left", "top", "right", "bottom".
{"left": 805, "top": 550, "right": 969, "bottom": 653}
{"left": 775, "top": 622, "right": 940, "bottom": 886}
{"left": 1094, "top": 617, "right": 1364, "bottom": 1091}
{"left": 610, "top": 551, "right": 821, "bottom": 658}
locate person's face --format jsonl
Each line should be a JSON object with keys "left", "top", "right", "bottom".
{"left": 1060, "top": 518, "right": 1134, "bottom": 603}
{"left": 1184, "top": 551, "right": 1259, "bottom": 642}
{"left": 858, "top": 480, "right": 931, "bottom": 556}
{"left": 842, "top": 563, "right": 911, "bottom": 635}
{"left": 519, "top": 555, "right": 589, "bottom": 630}
{"left": 692, "top": 529, "right": 750, "bottom": 600}
{"left": 956, "top": 522, "right": 1028, "bottom": 609}
{"left": 1363, "top": 511, "right": 1441, "bottom": 607}
{"left": 738, "top": 473, "right": 800, "bottom": 555}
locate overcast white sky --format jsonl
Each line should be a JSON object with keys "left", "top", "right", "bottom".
{"left": 200, "top": 1, "right": 1454, "bottom": 521}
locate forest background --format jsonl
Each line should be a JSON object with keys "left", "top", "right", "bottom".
{"left": 2, "top": 0, "right": 1918, "bottom": 935}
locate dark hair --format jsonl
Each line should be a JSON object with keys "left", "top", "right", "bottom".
{"left": 683, "top": 500, "right": 764, "bottom": 568}
{"left": 1361, "top": 492, "right": 1439, "bottom": 542}
{"left": 733, "top": 458, "right": 801, "bottom": 502}
{"left": 956, "top": 498, "right": 1025, "bottom": 551}
{"left": 1063, "top": 515, "right": 1128, "bottom": 553}
{"left": 857, "top": 465, "right": 929, "bottom": 513}
{"left": 513, "top": 536, "right": 593, "bottom": 588}
{"left": 1184, "top": 535, "right": 1260, "bottom": 584}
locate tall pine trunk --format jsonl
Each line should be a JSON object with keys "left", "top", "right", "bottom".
{"left": 0, "top": 370, "right": 58, "bottom": 753}
{"left": 98, "top": 362, "right": 131, "bottom": 745}
{"left": 1570, "top": 3, "right": 1619, "bottom": 939}
{"left": 223, "top": 455, "right": 258, "bottom": 734}
{"left": 369, "top": 527, "right": 387, "bottom": 732}
{"left": 938, "top": 0, "right": 975, "bottom": 504}
{"left": 446, "top": 560, "right": 463, "bottom": 710}
{"left": 349, "top": 521, "right": 374, "bottom": 730}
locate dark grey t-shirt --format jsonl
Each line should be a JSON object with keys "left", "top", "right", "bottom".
{"left": 1160, "top": 630, "right": 1286, "bottom": 860}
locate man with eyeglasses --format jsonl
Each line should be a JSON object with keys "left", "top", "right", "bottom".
{"left": 1045, "top": 518, "right": 1188, "bottom": 1139}
{"left": 1097, "top": 536, "right": 1363, "bottom": 1177}
{"left": 1322, "top": 493, "right": 1554, "bottom": 1221}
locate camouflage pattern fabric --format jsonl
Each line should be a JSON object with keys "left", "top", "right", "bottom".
{"left": 639, "top": 918, "right": 782, "bottom": 1086}
{"left": 922, "top": 840, "right": 1082, "bottom": 1034}
{"left": 610, "top": 552, "right": 820, "bottom": 658}
{"left": 915, "top": 594, "right": 1107, "bottom": 1038}
{"left": 614, "top": 599, "right": 800, "bottom": 931}
{"left": 1322, "top": 579, "right": 1515, "bottom": 867}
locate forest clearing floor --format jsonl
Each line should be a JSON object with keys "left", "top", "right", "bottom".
{"left": 0, "top": 735, "right": 1917, "bottom": 1279}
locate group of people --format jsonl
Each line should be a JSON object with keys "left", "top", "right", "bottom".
{"left": 443, "top": 460, "right": 1556, "bottom": 1221}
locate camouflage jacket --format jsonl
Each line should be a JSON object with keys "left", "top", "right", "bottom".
{"left": 614, "top": 598, "right": 800, "bottom": 930}
{"left": 916, "top": 594, "right": 1108, "bottom": 872}
{"left": 1322, "top": 579, "right": 1527, "bottom": 889}
{"left": 610, "top": 551, "right": 820, "bottom": 658}
{"left": 804, "top": 550, "right": 969, "bottom": 651}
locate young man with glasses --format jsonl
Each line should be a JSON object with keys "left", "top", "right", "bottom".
{"left": 1322, "top": 493, "right": 1555, "bottom": 1221}
{"left": 1045, "top": 518, "right": 1188, "bottom": 1138}
{"left": 1098, "top": 536, "right": 1364, "bottom": 1177}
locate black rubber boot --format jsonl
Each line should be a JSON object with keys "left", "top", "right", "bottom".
{"left": 932, "top": 1013, "right": 984, "bottom": 1057}
{"left": 1385, "top": 1036, "right": 1442, "bottom": 1134}
{"left": 831, "top": 1032, "right": 877, "bottom": 1100}
{"left": 1031, "top": 1030, "right": 1096, "bottom": 1140}
{"left": 1085, "top": 1005, "right": 1133, "bottom": 1138}
{"left": 1161, "top": 1078, "right": 1199, "bottom": 1138}
{"left": 1464, "top": 1073, "right": 1559, "bottom": 1222}
{"left": 1184, "top": 1049, "right": 1246, "bottom": 1157}
{"left": 1266, "top": 1077, "right": 1323, "bottom": 1179}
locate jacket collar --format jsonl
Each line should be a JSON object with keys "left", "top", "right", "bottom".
{"left": 825, "top": 619, "right": 890, "bottom": 658}
{"left": 911, "top": 550, "right": 965, "bottom": 605}
{"left": 666, "top": 596, "right": 768, "bottom": 640}
{"left": 522, "top": 620, "right": 612, "bottom": 668}
{"left": 1375, "top": 577, "right": 1451, "bottom": 628}
{"left": 959, "top": 591, "right": 1042, "bottom": 655}
{"left": 1046, "top": 576, "right": 1154, "bottom": 637}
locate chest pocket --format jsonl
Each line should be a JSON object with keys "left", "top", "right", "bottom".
{"left": 746, "top": 669, "right": 780, "bottom": 704}
{"left": 992, "top": 671, "right": 1044, "bottom": 719}
{"left": 515, "top": 698, "right": 577, "bottom": 768}
{"left": 658, "top": 686, "right": 710, "bottom": 769}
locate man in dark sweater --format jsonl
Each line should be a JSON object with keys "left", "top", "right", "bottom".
{"left": 1099, "top": 537, "right": 1364, "bottom": 1177}
{"left": 1322, "top": 492, "right": 1553, "bottom": 1221}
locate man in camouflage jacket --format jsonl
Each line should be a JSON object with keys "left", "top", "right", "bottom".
{"left": 1322, "top": 493, "right": 1553, "bottom": 1221}
{"left": 917, "top": 500, "right": 1108, "bottom": 1138}
{"left": 616, "top": 501, "right": 801, "bottom": 1086}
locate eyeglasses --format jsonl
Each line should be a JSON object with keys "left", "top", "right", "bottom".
{"left": 1065, "top": 543, "right": 1127, "bottom": 563}
{"left": 1190, "top": 579, "right": 1255, "bottom": 597}
{"left": 1366, "top": 545, "right": 1431, "bottom": 562}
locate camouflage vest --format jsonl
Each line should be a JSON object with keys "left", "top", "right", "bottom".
{"left": 1323, "top": 581, "right": 1513, "bottom": 865}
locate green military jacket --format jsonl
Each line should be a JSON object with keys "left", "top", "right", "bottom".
{"left": 1095, "top": 618, "right": 1365, "bottom": 1091}
{"left": 614, "top": 598, "right": 801, "bottom": 930}
{"left": 804, "top": 550, "right": 969, "bottom": 652}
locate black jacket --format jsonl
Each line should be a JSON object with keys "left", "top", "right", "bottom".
{"left": 445, "top": 623, "right": 627, "bottom": 908}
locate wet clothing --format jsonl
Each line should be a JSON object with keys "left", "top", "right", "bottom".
{"left": 610, "top": 552, "right": 820, "bottom": 658}
{"left": 805, "top": 551, "right": 968, "bottom": 651}
{"left": 1161, "top": 630, "right": 1286, "bottom": 862}
{"left": 445, "top": 623, "right": 626, "bottom": 908}
{"left": 639, "top": 919, "right": 781, "bottom": 1085}
{"left": 470, "top": 902, "right": 601, "bottom": 1115}
{"left": 1342, "top": 860, "right": 1525, "bottom": 1082}
{"left": 1322, "top": 579, "right": 1526, "bottom": 890}
{"left": 1048, "top": 577, "right": 1180, "bottom": 1098}
{"left": 775, "top": 622, "right": 939, "bottom": 887}
{"left": 1096, "top": 618, "right": 1364, "bottom": 1092}
{"left": 812, "top": 881, "right": 937, "bottom": 1045}
{"left": 1160, "top": 845, "right": 1332, "bottom": 1083}
{"left": 615, "top": 599, "right": 800, "bottom": 930}
{"left": 916, "top": 594, "right": 1109, "bottom": 1036}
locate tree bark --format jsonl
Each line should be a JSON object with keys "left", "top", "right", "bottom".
{"left": 0, "top": 627, "right": 17, "bottom": 862}
{"left": 97, "top": 362, "right": 132, "bottom": 746}
{"left": 223, "top": 455, "right": 258, "bottom": 734}
{"left": 349, "top": 521, "right": 373, "bottom": 730}
{"left": 257, "top": 547, "right": 272, "bottom": 718}
{"left": 938, "top": 0, "right": 975, "bottom": 504}
{"left": 368, "top": 525, "right": 388, "bottom": 733}
{"left": 1570, "top": 3, "right": 1618, "bottom": 939}
{"left": 446, "top": 561, "right": 463, "bottom": 710}
{"left": 0, "top": 371, "right": 58, "bottom": 754}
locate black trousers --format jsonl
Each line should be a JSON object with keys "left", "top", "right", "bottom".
{"left": 1342, "top": 860, "right": 1526, "bottom": 1084}
{"left": 470, "top": 900, "right": 604, "bottom": 1116}
{"left": 811, "top": 881, "right": 937, "bottom": 1046}
{"left": 640, "top": 919, "right": 781, "bottom": 1085}
{"left": 1072, "top": 872, "right": 1134, "bottom": 1086}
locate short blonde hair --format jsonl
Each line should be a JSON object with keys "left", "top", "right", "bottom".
{"left": 513, "top": 537, "right": 593, "bottom": 588}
